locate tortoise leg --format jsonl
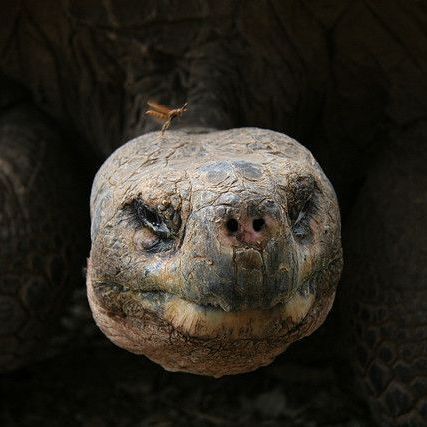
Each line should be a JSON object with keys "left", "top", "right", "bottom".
{"left": 343, "top": 125, "right": 427, "bottom": 425}
{"left": 0, "top": 101, "right": 87, "bottom": 372}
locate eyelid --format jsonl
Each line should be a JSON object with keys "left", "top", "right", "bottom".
{"left": 134, "top": 227, "right": 160, "bottom": 250}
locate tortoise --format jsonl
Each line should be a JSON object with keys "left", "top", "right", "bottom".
{"left": 1, "top": 1, "right": 426, "bottom": 425}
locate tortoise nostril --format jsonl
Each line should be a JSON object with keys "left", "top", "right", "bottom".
{"left": 226, "top": 218, "right": 239, "bottom": 233}
{"left": 252, "top": 218, "right": 265, "bottom": 232}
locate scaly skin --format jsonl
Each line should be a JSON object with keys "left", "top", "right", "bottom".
{"left": 0, "top": 104, "right": 87, "bottom": 371}
{"left": 343, "top": 126, "right": 427, "bottom": 426}
{"left": 87, "top": 128, "right": 342, "bottom": 376}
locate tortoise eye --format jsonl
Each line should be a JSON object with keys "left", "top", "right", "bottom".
{"left": 135, "top": 201, "right": 162, "bottom": 227}
{"left": 287, "top": 176, "right": 318, "bottom": 241}
{"left": 132, "top": 200, "right": 171, "bottom": 239}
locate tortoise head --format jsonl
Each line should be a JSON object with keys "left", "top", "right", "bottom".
{"left": 87, "top": 127, "right": 342, "bottom": 376}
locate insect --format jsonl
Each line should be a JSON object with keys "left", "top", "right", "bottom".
{"left": 145, "top": 101, "right": 188, "bottom": 135}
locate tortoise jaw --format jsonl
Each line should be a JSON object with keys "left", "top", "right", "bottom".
{"left": 87, "top": 270, "right": 336, "bottom": 377}
{"left": 89, "top": 279, "right": 316, "bottom": 340}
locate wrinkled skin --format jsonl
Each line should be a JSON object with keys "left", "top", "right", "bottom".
{"left": 1, "top": 1, "right": 427, "bottom": 425}
{"left": 87, "top": 128, "right": 342, "bottom": 376}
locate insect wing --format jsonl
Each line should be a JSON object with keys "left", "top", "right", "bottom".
{"left": 146, "top": 110, "right": 168, "bottom": 124}
{"left": 147, "top": 101, "right": 171, "bottom": 115}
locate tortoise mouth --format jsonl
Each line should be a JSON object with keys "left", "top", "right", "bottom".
{"left": 90, "top": 282, "right": 316, "bottom": 340}
{"left": 156, "top": 291, "right": 315, "bottom": 339}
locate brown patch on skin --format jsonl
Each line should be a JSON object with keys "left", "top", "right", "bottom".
{"left": 87, "top": 128, "right": 343, "bottom": 376}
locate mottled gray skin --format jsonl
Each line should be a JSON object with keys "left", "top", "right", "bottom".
{"left": 87, "top": 128, "right": 342, "bottom": 376}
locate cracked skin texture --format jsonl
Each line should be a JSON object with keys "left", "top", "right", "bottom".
{"left": 87, "top": 127, "right": 342, "bottom": 376}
